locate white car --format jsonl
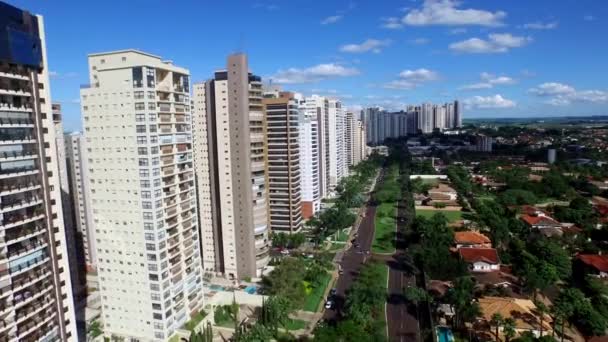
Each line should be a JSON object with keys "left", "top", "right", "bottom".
{"left": 280, "top": 249, "right": 290, "bottom": 255}
{"left": 325, "top": 300, "right": 333, "bottom": 309}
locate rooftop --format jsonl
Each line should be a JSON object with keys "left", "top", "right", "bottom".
{"left": 459, "top": 248, "right": 500, "bottom": 265}
{"left": 454, "top": 231, "right": 491, "bottom": 245}
{"left": 577, "top": 254, "right": 608, "bottom": 272}
{"left": 478, "top": 296, "right": 552, "bottom": 331}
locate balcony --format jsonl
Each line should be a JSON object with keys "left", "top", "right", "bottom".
{"left": 0, "top": 149, "right": 37, "bottom": 162}
{"left": 2, "top": 224, "right": 44, "bottom": 245}
{"left": 0, "top": 117, "right": 33, "bottom": 128}
{"left": 1, "top": 207, "right": 45, "bottom": 229}
{"left": 0, "top": 196, "right": 42, "bottom": 214}
{"left": 0, "top": 103, "right": 32, "bottom": 113}
{"left": 0, "top": 132, "right": 35, "bottom": 144}
{"left": 0, "top": 179, "right": 39, "bottom": 195}
{"left": 8, "top": 240, "right": 47, "bottom": 261}
{"left": 8, "top": 253, "right": 49, "bottom": 276}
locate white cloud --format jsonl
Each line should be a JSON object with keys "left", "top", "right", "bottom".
{"left": 448, "top": 28, "right": 467, "bottom": 35}
{"left": 380, "top": 17, "right": 404, "bottom": 29}
{"left": 529, "top": 82, "right": 608, "bottom": 105}
{"left": 321, "top": 15, "right": 343, "bottom": 25}
{"left": 50, "top": 71, "right": 78, "bottom": 79}
{"left": 252, "top": 3, "right": 278, "bottom": 11}
{"left": 584, "top": 15, "right": 595, "bottom": 21}
{"left": 271, "top": 63, "right": 360, "bottom": 84}
{"left": 410, "top": 38, "right": 430, "bottom": 45}
{"left": 521, "top": 21, "right": 558, "bottom": 30}
{"left": 340, "top": 39, "right": 391, "bottom": 53}
{"left": 403, "top": 0, "right": 506, "bottom": 27}
{"left": 450, "top": 33, "right": 532, "bottom": 53}
{"left": 384, "top": 68, "right": 439, "bottom": 89}
{"left": 464, "top": 94, "right": 516, "bottom": 109}
{"left": 461, "top": 73, "right": 515, "bottom": 90}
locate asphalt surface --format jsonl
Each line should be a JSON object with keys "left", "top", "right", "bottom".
{"left": 322, "top": 204, "right": 377, "bottom": 321}
{"left": 385, "top": 201, "right": 420, "bottom": 342}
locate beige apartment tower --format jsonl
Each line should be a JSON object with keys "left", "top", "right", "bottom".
{"left": 263, "top": 92, "right": 303, "bottom": 233}
{"left": 0, "top": 3, "right": 77, "bottom": 341}
{"left": 193, "top": 54, "right": 270, "bottom": 280}
{"left": 81, "top": 50, "right": 204, "bottom": 341}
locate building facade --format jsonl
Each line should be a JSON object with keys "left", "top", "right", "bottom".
{"left": 263, "top": 92, "right": 303, "bottom": 233}
{"left": 0, "top": 3, "right": 77, "bottom": 340}
{"left": 81, "top": 50, "right": 204, "bottom": 340}
{"left": 192, "top": 54, "right": 270, "bottom": 280}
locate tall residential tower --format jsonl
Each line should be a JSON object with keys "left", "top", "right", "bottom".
{"left": 192, "top": 54, "right": 270, "bottom": 280}
{"left": 0, "top": 3, "right": 77, "bottom": 341}
{"left": 81, "top": 50, "right": 204, "bottom": 340}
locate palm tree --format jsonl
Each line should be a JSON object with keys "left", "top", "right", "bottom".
{"left": 490, "top": 313, "right": 504, "bottom": 342}
{"left": 534, "top": 300, "right": 548, "bottom": 337}
{"left": 502, "top": 318, "right": 516, "bottom": 342}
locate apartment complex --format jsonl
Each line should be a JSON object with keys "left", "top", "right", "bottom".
{"left": 0, "top": 3, "right": 77, "bottom": 341}
{"left": 64, "top": 132, "right": 95, "bottom": 272}
{"left": 81, "top": 50, "right": 204, "bottom": 340}
{"left": 365, "top": 100, "right": 463, "bottom": 145}
{"left": 298, "top": 103, "right": 321, "bottom": 219}
{"left": 192, "top": 54, "right": 270, "bottom": 280}
{"left": 263, "top": 92, "right": 303, "bottom": 233}
{"left": 304, "top": 95, "right": 328, "bottom": 199}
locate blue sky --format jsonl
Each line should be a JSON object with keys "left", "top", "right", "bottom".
{"left": 10, "top": 0, "right": 608, "bottom": 131}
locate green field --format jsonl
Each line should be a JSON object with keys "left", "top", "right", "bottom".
{"left": 302, "top": 273, "right": 332, "bottom": 312}
{"left": 416, "top": 209, "right": 462, "bottom": 223}
{"left": 372, "top": 202, "right": 397, "bottom": 254}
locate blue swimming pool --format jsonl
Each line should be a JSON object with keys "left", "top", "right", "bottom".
{"left": 437, "top": 327, "right": 454, "bottom": 342}
{"left": 244, "top": 285, "right": 258, "bottom": 294}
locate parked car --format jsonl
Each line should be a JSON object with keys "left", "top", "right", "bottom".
{"left": 330, "top": 288, "right": 337, "bottom": 296}
{"left": 325, "top": 300, "right": 333, "bottom": 309}
{"left": 280, "top": 249, "right": 290, "bottom": 255}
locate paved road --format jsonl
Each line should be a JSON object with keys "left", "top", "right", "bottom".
{"left": 323, "top": 204, "right": 377, "bottom": 322}
{"left": 385, "top": 200, "right": 419, "bottom": 342}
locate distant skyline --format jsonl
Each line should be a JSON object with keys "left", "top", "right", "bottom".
{"left": 11, "top": 0, "right": 608, "bottom": 131}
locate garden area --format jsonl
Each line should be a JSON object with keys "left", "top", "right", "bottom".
{"left": 416, "top": 208, "right": 462, "bottom": 223}
{"left": 372, "top": 164, "right": 400, "bottom": 254}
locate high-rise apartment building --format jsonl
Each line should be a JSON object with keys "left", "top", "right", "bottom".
{"left": 0, "top": 3, "right": 77, "bottom": 340}
{"left": 345, "top": 112, "right": 354, "bottom": 168}
{"left": 81, "top": 50, "right": 204, "bottom": 340}
{"left": 64, "top": 132, "right": 95, "bottom": 272}
{"left": 263, "top": 92, "right": 303, "bottom": 233}
{"left": 305, "top": 95, "right": 328, "bottom": 199}
{"left": 298, "top": 102, "right": 321, "bottom": 219}
{"left": 192, "top": 54, "right": 270, "bottom": 279}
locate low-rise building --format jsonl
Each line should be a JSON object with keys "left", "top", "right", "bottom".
{"left": 454, "top": 231, "right": 492, "bottom": 249}
{"left": 575, "top": 254, "right": 608, "bottom": 278}
{"left": 477, "top": 297, "right": 552, "bottom": 338}
{"left": 459, "top": 248, "right": 500, "bottom": 272}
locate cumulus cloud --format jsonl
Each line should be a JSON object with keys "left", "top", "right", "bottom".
{"left": 461, "top": 72, "right": 516, "bottom": 90}
{"left": 403, "top": 0, "right": 506, "bottom": 27}
{"left": 340, "top": 39, "right": 392, "bottom": 53}
{"left": 464, "top": 94, "right": 516, "bottom": 109}
{"left": 529, "top": 82, "right": 608, "bottom": 105}
{"left": 410, "top": 38, "right": 430, "bottom": 45}
{"left": 450, "top": 33, "right": 532, "bottom": 53}
{"left": 384, "top": 68, "right": 439, "bottom": 89}
{"left": 380, "top": 17, "right": 404, "bottom": 29}
{"left": 321, "top": 15, "right": 343, "bottom": 25}
{"left": 521, "top": 21, "right": 558, "bottom": 30}
{"left": 271, "top": 63, "right": 360, "bottom": 84}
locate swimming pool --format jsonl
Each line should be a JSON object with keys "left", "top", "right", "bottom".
{"left": 244, "top": 285, "right": 258, "bottom": 295}
{"left": 208, "top": 284, "right": 226, "bottom": 291}
{"left": 436, "top": 326, "right": 454, "bottom": 342}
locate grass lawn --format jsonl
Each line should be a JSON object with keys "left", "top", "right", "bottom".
{"left": 476, "top": 194, "right": 496, "bottom": 202}
{"left": 335, "top": 228, "right": 350, "bottom": 242}
{"left": 372, "top": 202, "right": 396, "bottom": 254}
{"left": 182, "top": 310, "right": 207, "bottom": 331}
{"left": 416, "top": 209, "right": 462, "bottom": 223}
{"left": 302, "top": 273, "right": 331, "bottom": 312}
{"left": 369, "top": 262, "right": 389, "bottom": 339}
{"left": 284, "top": 319, "right": 307, "bottom": 331}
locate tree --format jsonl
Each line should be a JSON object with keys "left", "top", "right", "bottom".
{"left": 87, "top": 320, "right": 103, "bottom": 341}
{"left": 404, "top": 286, "right": 428, "bottom": 329}
{"left": 503, "top": 318, "right": 516, "bottom": 342}
{"left": 491, "top": 313, "right": 504, "bottom": 342}
{"left": 188, "top": 322, "right": 213, "bottom": 342}
{"left": 534, "top": 300, "right": 548, "bottom": 337}
{"left": 447, "top": 276, "right": 480, "bottom": 329}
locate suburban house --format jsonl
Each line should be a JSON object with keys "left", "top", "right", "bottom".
{"left": 454, "top": 231, "right": 492, "bottom": 249}
{"left": 459, "top": 248, "right": 500, "bottom": 272}
{"left": 477, "top": 296, "right": 552, "bottom": 338}
{"left": 518, "top": 206, "right": 561, "bottom": 230}
{"left": 575, "top": 254, "right": 608, "bottom": 279}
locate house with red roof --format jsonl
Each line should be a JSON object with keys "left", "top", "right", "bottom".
{"left": 454, "top": 231, "right": 492, "bottom": 249}
{"left": 575, "top": 254, "right": 608, "bottom": 278}
{"left": 518, "top": 206, "right": 561, "bottom": 230}
{"left": 459, "top": 248, "right": 500, "bottom": 273}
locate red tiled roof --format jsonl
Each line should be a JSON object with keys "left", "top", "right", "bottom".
{"left": 459, "top": 248, "right": 500, "bottom": 265}
{"left": 521, "top": 214, "right": 560, "bottom": 227}
{"left": 454, "top": 231, "right": 491, "bottom": 245}
{"left": 577, "top": 254, "right": 608, "bottom": 272}
{"left": 595, "top": 205, "right": 608, "bottom": 217}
